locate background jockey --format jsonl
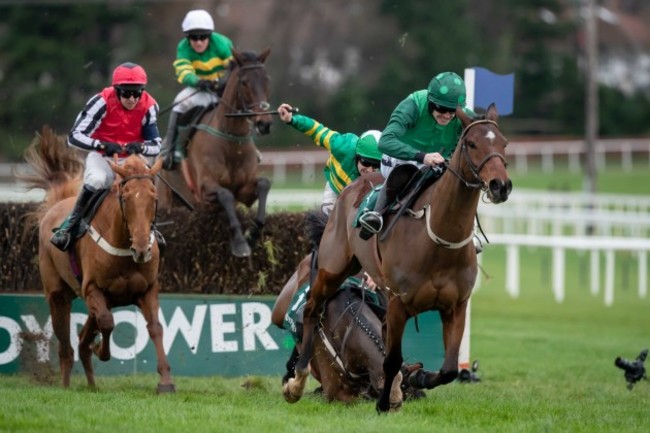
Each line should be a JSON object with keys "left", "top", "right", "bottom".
{"left": 277, "top": 102, "right": 383, "bottom": 216}
{"left": 162, "top": 9, "right": 234, "bottom": 170}
{"left": 50, "top": 62, "right": 162, "bottom": 252}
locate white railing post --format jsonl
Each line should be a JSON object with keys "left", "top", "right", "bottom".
{"left": 553, "top": 247, "right": 565, "bottom": 303}
{"left": 506, "top": 245, "right": 519, "bottom": 298}
{"left": 590, "top": 250, "right": 600, "bottom": 295}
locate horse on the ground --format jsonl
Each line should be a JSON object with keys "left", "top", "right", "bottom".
{"left": 278, "top": 211, "right": 423, "bottom": 405}
{"left": 22, "top": 127, "right": 174, "bottom": 393}
{"left": 160, "top": 48, "right": 273, "bottom": 258}
{"left": 284, "top": 104, "right": 512, "bottom": 412}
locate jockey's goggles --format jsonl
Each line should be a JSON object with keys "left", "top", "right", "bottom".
{"left": 188, "top": 34, "right": 209, "bottom": 41}
{"left": 357, "top": 157, "right": 381, "bottom": 169}
{"left": 117, "top": 89, "right": 143, "bottom": 99}
{"left": 432, "top": 103, "right": 456, "bottom": 114}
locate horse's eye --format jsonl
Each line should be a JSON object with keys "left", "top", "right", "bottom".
{"left": 467, "top": 141, "right": 477, "bottom": 149}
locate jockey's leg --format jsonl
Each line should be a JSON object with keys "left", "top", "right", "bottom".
{"left": 358, "top": 184, "right": 397, "bottom": 240}
{"left": 162, "top": 111, "right": 180, "bottom": 170}
{"left": 50, "top": 184, "right": 96, "bottom": 251}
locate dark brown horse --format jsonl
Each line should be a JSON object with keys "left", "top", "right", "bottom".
{"left": 284, "top": 104, "right": 512, "bottom": 412}
{"left": 165, "top": 48, "right": 273, "bottom": 257}
{"left": 22, "top": 128, "right": 174, "bottom": 393}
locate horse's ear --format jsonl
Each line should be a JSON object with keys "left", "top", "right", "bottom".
{"left": 150, "top": 157, "right": 163, "bottom": 176}
{"left": 486, "top": 103, "right": 499, "bottom": 122}
{"left": 258, "top": 47, "right": 271, "bottom": 63}
{"left": 456, "top": 106, "right": 472, "bottom": 128}
{"left": 108, "top": 159, "right": 127, "bottom": 178}
{"left": 231, "top": 49, "right": 243, "bottom": 66}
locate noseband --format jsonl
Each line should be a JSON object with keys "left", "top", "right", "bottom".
{"left": 447, "top": 119, "right": 508, "bottom": 190}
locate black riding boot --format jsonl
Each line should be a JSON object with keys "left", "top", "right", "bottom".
{"left": 50, "top": 185, "right": 96, "bottom": 251}
{"left": 358, "top": 185, "right": 395, "bottom": 240}
{"left": 162, "top": 112, "right": 180, "bottom": 170}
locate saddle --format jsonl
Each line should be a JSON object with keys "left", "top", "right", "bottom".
{"left": 177, "top": 104, "right": 218, "bottom": 150}
{"left": 354, "top": 164, "right": 445, "bottom": 239}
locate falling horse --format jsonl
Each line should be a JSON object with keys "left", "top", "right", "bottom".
{"left": 279, "top": 211, "right": 422, "bottom": 405}
{"left": 22, "top": 127, "right": 174, "bottom": 393}
{"left": 167, "top": 48, "right": 273, "bottom": 257}
{"left": 284, "top": 104, "right": 512, "bottom": 412}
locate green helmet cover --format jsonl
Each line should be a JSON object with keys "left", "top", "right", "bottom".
{"left": 427, "top": 72, "right": 467, "bottom": 109}
{"left": 356, "top": 130, "right": 383, "bottom": 161}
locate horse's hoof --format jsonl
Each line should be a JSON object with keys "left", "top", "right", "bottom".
{"left": 375, "top": 400, "right": 390, "bottom": 414}
{"left": 389, "top": 400, "right": 403, "bottom": 412}
{"left": 157, "top": 383, "right": 176, "bottom": 394}
{"left": 231, "top": 241, "right": 251, "bottom": 258}
{"left": 282, "top": 381, "right": 302, "bottom": 403}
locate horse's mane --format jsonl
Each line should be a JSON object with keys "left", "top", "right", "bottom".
{"left": 18, "top": 126, "right": 84, "bottom": 230}
{"left": 304, "top": 210, "right": 329, "bottom": 249}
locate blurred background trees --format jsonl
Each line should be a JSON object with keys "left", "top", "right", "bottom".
{"left": 0, "top": 0, "right": 649, "bottom": 161}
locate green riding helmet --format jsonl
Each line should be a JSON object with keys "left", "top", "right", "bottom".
{"left": 356, "top": 130, "right": 383, "bottom": 162}
{"left": 427, "top": 72, "right": 467, "bottom": 109}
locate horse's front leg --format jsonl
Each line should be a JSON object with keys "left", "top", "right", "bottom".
{"left": 377, "top": 296, "right": 408, "bottom": 413}
{"left": 138, "top": 283, "right": 175, "bottom": 393}
{"left": 84, "top": 286, "right": 113, "bottom": 362}
{"left": 205, "top": 184, "right": 251, "bottom": 258}
{"left": 411, "top": 299, "right": 467, "bottom": 389}
{"left": 78, "top": 315, "right": 99, "bottom": 388}
{"left": 245, "top": 177, "right": 271, "bottom": 248}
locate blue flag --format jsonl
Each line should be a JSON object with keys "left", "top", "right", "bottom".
{"left": 464, "top": 67, "right": 515, "bottom": 115}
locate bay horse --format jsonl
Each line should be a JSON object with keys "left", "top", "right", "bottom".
{"left": 278, "top": 211, "right": 423, "bottom": 405}
{"left": 284, "top": 104, "right": 512, "bottom": 412}
{"left": 22, "top": 127, "right": 174, "bottom": 393}
{"left": 174, "top": 48, "right": 273, "bottom": 258}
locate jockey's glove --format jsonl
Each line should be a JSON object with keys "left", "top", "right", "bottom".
{"left": 125, "top": 142, "right": 145, "bottom": 155}
{"left": 197, "top": 79, "right": 218, "bottom": 92}
{"left": 100, "top": 142, "right": 123, "bottom": 157}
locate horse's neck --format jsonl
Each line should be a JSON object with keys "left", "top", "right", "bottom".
{"left": 427, "top": 170, "right": 480, "bottom": 237}
{"left": 95, "top": 192, "right": 130, "bottom": 245}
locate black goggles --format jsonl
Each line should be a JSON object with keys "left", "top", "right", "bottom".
{"left": 118, "top": 89, "right": 143, "bottom": 99}
{"left": 358, "top": 157, "right": 381, "bottom": 169}
{"left": 188, "top": 34, "right": 209, "bottom": 41}
{"left": 432, "top": 103, "right": 456, "bottom": 114}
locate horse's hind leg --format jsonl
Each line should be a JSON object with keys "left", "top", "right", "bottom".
{"left": 46, "top": 289, "right": 75, "bottom": 388}
{"left": 206, "top": 184, "right": 251, "bottom": 257}
{"left": 78, "top": 315, "right": 99, "bottom": 388}
{"left": 245, "top": 177, "right": 271, "bottom": 248}
{"left": 138, "top": 283, "right": 175, "bottom": 393}
{"left": 377, "top": 297, "right": 409, "bottom": 413}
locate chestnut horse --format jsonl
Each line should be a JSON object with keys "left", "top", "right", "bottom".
{"left": 168, "top": 48, "right": 273, "bottom": 258}
{"left": 22, "top": 128, "right": 173, "bottom": 393}
{"left": 284, "top": 104, "right": 512, "bottom": 412}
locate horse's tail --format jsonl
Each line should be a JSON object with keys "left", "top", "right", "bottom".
{"left": 304, "top": 209, "right": 329, "bottom": 248}
{"left": 17, "top": 126, "right": 84, "bottom": 229}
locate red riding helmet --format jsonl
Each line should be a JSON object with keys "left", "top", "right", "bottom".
{"left": 112, "top": 62, "right": 147, "bottom": 89}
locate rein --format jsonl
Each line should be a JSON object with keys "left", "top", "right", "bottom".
{"left": 422, "top": 118, "right": 506, "bottom": 248}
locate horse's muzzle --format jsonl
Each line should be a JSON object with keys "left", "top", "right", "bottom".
{"left": 488, "top": 178, "right": 512, "bottom": 203}
{"left": 130, "top": 247, "right": 153, "bottom": 263}
{"left": 255, "top": 120, "right": 272, "bottom": 136}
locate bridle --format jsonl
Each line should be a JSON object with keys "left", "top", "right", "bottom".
{"left": 118, "top": 174, "right": 157, "bottom": 240}
{"left": 446, "top": 119, "right": 508, "bottom": 190}
{"left": 221, "top": 63, "right": 271, "bottom": 117}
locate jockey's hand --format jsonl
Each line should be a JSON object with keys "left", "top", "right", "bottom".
{"left": 363, "top": 272, "right": 378, "bottom": 291}
{"left": 423, "top": 152, "right": 445, "bottom": 166}
{"left": 125, "top": 142, "right": 144, "bottom": 155}
{"left": 278, "top": 103, "right": 294, "bottom": 123}
{"left": 197, "top": 79, "right": 217, "bottom": 92}
{"left": 100, "top": 142, "right": 123, "bottom": 157}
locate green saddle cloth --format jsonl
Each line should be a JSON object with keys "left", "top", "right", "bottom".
{"left": 283, "top": 276, "right": 382, "bottom": 343}
{"left": 352, "top": 184, "right": 384, "bottom": 228}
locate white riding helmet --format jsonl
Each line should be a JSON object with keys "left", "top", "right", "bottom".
{"left": 182, "top": 9, "right": 215, "bottom": 33}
